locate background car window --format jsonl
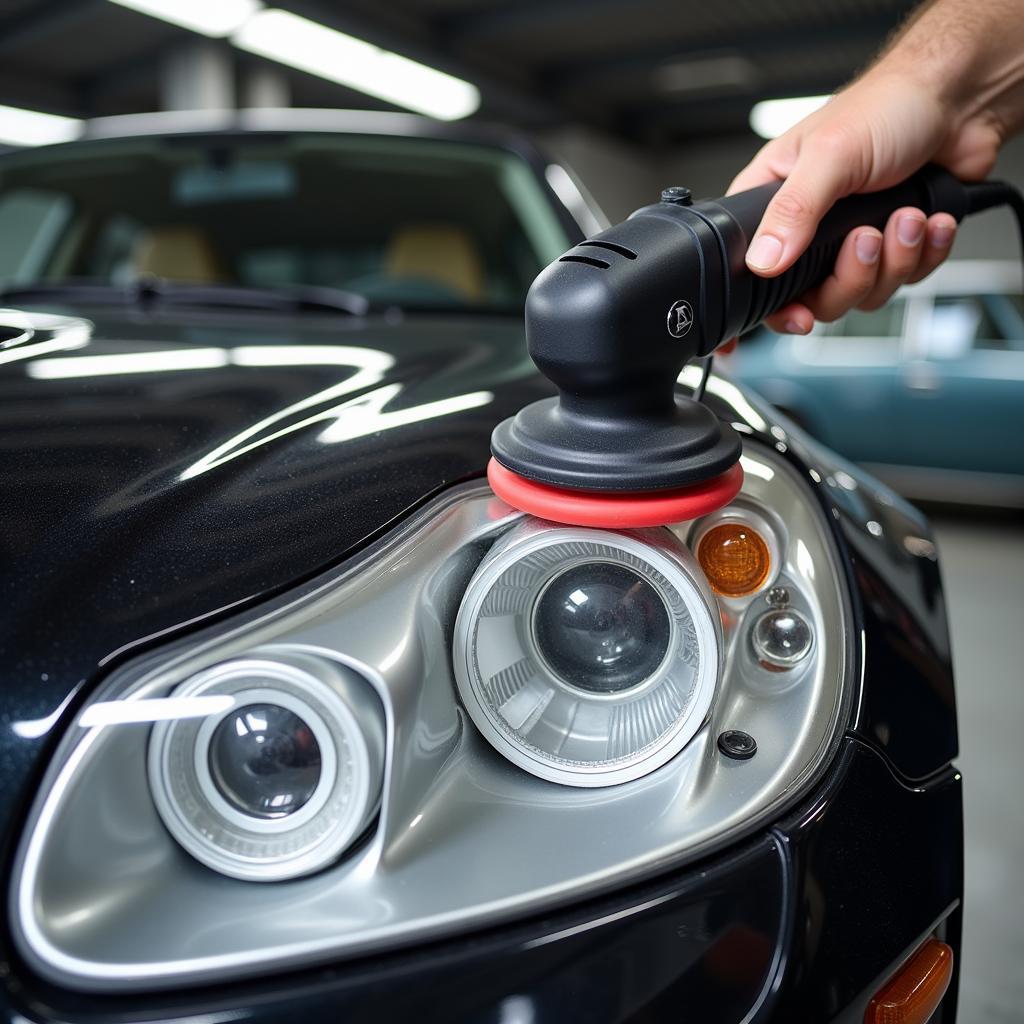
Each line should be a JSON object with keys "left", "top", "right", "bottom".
{"left": 0, "top": 135, "right": 572, "bottom": 313}
{"left": 826, "top": 300, "right": 907, "bottom": 339}
{"left": 923, "top": 294, "right": 1024, "bottom": 356}
{"left": 792, "top": 298, "right": 907, "bottom": 366}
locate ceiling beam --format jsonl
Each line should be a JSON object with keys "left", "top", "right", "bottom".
{"left": 441, "top": 0, "right": 918, "bottom": 47}
{"left": 435, "top": 0, "right": 628, "bottom": 42}
{"left": 617, "top": 71, "right": 853, "bottom": 144}
{"left": 0, "top": 69, "right": 85, "bottom": 117}
{"left": 540, "top": 11, "right": 914, "bottom": 92}
{"left": 0, "top": 0, "right": 105, "bottom": 56}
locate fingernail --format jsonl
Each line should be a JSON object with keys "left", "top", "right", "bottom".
{"left": 747, "top": 234, "right": 783, "bottom": 271}
{"left": 784, "top": 319, "right": 806, "bottom": 335}
{"left": 855, "top": 232, "right": 882, "bottom": 264}
{"left": 897, "top": 214, "right": 926, "bottom": 247}
{"left": 931, "top": 223, "right": 956, "bottom": 248}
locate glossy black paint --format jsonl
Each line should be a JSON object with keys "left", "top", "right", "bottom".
{"left": 765, "top": 420, "right": 958, "bottom": 778}
{"left": 2, "top": 737, "right": 961, "bottom": 1024}
{"left": 770, "top": 739, "right": 962, "bottom": 1023}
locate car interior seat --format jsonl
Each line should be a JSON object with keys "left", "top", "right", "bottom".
{"left": 384, "top": 223, "right": 485, "bottom": 301}
{"left": 132, "top": 226, "right": 227, "bottom": 283}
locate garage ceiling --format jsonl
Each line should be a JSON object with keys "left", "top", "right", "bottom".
{"left": 0, "top": 0, "right": 921, "bottom": 143}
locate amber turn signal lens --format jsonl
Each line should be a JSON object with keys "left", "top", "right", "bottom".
{"left": 697, "top": 523, "right": 771, "bottom": 597}
{"left": 865, "top": 939, "right": 954, "bottom": 1024}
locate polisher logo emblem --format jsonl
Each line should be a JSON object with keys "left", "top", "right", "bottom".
{"left": 667, "top": 299, "right": 694, "bottom": 338}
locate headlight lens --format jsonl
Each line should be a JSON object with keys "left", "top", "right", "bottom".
{"left": 533, "top": 562, "right": 671, "bottom": 693}
{"left": 148, "top": 653, "right": 385, "bottom": 881}
{"left": 454, "top": 522, "right": 721, "bottom": 787}
{"left": 208, "top": 703, "right": 323, "bottom": 819}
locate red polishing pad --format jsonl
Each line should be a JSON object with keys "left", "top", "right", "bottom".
{"left": 488, "top": 458, "right": 743, "bottom": 528}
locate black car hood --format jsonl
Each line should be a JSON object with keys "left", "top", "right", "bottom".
{"left": 0, "top": 306, "right": 549, "bottom": 735}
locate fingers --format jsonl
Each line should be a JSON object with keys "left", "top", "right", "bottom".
{"left": 803, "top": 227, "right": 883, "bottom": 321}
{"left": 764, "top": 211, "right": 957, "bottom": 334}
{"left": 744, "top": 131, "right": 857, "bottom": 277}
{"left": 907, "top": 213, "right": 957, "bottom": 283}
{"left": 765, "top": 303, "right": 815, "bottom": 335}
{"left": 858, "top": 207, "right": 928, "bottom": 310}
{"left": 764, "top": 226, "right": 882, "bottom": 332}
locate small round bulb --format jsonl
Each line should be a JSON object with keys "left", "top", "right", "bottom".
{"left": 751, "top": 609, "right": 813, "bottom": 669}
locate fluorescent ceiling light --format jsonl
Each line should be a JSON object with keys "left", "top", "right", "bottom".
{"left": 108, "top": 0, "right": 262, "bottom": 37}
{"left": 233, "top": 9, "right": 480, "bottom": 120}
{"left": 0, "top": 103, "right": 82, "bottom": 147}
{"left": 749, "top": 94, "right": 830, "bottom": 139}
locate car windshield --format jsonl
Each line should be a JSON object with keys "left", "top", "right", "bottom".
{"left": 0, "top": 132, "right": 572, "bottom": 314}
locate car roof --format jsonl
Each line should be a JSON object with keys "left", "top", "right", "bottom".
{"left": 55, "top": 107, "right": 539, "bottom": 154}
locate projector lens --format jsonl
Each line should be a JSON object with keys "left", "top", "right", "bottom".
{"left": 209, "top": 704, "right": 322, "bottom": 819}
{"left": 534, "top": 563, "right": 671, "bottom": 693}
{"left": 454, "top": 523, "right": 720, "bottom": 787}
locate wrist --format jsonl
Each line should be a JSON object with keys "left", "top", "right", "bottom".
{"left": 879, "top": 0, "right": 1024, "bottom": 129}
{"left": 874, "top": 37, "right": 971, "bottom": 122}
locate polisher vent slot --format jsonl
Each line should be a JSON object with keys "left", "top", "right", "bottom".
{"left": 579, "top": 240, "right": 638, "bottom": 260}
{"left": 558, "top": 254, "right": 611, "bottom": 269}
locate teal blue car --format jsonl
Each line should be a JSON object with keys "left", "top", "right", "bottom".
{"left": 730, "top": 260, "right": 1024, "bottom": 507}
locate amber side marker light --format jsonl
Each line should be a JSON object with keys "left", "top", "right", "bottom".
{"left": 697, "top": 522, "right": 771, "bottom": 597}
{"left": 865, "top": 939, "right": 954, "bottom": 1024}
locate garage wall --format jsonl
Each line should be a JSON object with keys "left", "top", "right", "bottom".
{"left": 549, "top": 128, "right": 1024, "bottom": 263}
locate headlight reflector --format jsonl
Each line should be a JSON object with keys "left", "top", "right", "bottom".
{"left": 454, "top": 523, "right": 721, "bottom": 787}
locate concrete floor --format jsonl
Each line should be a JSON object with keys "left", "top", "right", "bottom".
{"left": 931, "top": 514, "right": 1024, "bottom": 1023}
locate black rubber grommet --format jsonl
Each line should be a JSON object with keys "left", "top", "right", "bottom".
{"left": 718, "top": 730, "right": 757, "bottom": 760}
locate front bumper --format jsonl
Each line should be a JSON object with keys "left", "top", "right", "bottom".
{"left": 3, "top": 734, "right": 962, "bottom": 1024}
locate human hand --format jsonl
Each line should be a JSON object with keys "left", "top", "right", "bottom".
{"left": 727, "top": 8, "right": 1017, "bottom": 335}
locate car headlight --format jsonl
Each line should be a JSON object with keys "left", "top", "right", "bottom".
{"left": 11, "top": 443, "right": 850, "bottom": 993}
{"left": 148, "top": 653, "right": 384, "bottom": 881}
{"left": 454, "top": 523, "right": 720, "bottom": 786}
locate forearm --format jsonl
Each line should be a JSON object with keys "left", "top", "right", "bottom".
{"left": 879, "top": 0, "right": 1024, "bottom": 139}
{"left": 729, "top": 0, "right": 1022, "bottom": 325}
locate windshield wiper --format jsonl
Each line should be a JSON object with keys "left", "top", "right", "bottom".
{"left": 0, "top": 279, "right": 369, "bottom": 316}
{"left": 153, "top": 281, "right": 370, "bottom": 315}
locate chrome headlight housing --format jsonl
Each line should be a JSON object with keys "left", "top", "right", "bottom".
{"left": 455, "top": 524, "right": 720, "bottom": 786}
{"left": 12, "top": 442, "right": 850, "bottom": 994}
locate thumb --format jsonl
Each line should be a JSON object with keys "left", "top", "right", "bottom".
{"left": 744, "top": 139, "right": 854, "bottom": 277}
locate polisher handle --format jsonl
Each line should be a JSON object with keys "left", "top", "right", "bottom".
{"left": 712, "top": 165, "right": 971, "bottom": 337}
